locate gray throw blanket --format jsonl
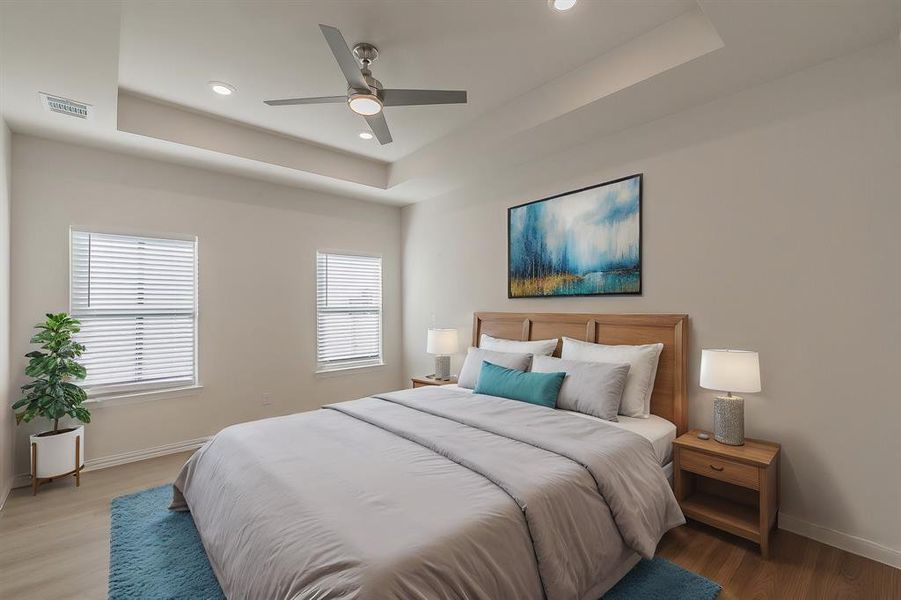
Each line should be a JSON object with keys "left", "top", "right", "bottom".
{"left": 172, "top": 387, "right": 683, "bottom": 600}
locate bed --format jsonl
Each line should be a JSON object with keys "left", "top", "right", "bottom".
{"left": 443, "top": 383, "right": 678, "bottom": 477}
{"left": 172, "top": 312, "right": 689, "bottom": 600}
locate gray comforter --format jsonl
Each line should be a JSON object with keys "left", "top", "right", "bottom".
{"left": 172, "top": 386, "right": 683, "bottom": 600}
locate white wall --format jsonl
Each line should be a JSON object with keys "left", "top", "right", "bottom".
{"left": 402, "top": 42, "right": 901, "bottom": 566}
{"left": 0, "top": 122, "right": 12, "bottom": 506}
{"left": 10, "top": 135, "right": 404, "bottom": 476}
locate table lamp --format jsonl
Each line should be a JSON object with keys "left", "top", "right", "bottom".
{"left": 427, "top": 328, "right": 458, "bottom": 381}
{"left": 700, "top": 349, "right": 761, "bottom": 446}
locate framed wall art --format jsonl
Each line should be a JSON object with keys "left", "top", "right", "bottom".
{"left": 508, "top": 174, "right": 642, "bottom": 298}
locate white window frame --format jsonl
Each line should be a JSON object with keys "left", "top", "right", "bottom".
{"left": 315, "top": 250, "right": 384, "bottom": 374}
{"left": 69, "top": 228, "right": 200, "bottom": 400}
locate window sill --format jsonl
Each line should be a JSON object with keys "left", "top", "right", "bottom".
{"left": 315, "top": 362, "right": 386, "bottom": 377}
{"left": 85, "top": 384, "right": 204, "bottom": 408}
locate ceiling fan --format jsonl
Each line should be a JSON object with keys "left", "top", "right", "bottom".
{"left": 264, "top": 25, "right": 468, "bottom": 145}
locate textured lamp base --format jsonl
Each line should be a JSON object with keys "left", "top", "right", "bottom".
{"left": 714, "top": 395, "right": 745, "bottom": 446}
{"left": 434, "top": 355, "right": 451, "bottom": 380}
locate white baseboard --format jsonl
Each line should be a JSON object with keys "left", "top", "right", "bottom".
{"left": 12, "top": 473, "right": 31, "bottom": 489}
{"left": 83, "top": 436, "right": 210, "bottom": 471}
{"left": 0, "top": 478, "right": 12, "bottom": 511}
{"left": 10, "top": 436, "right": 210, "bottom": 491}
{"left": 779, "top": 512, "right": 901, "bottom": 569}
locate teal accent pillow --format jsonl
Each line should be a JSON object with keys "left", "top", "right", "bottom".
{"left": 474, "top": 361, "right": 566, "bottom": 408}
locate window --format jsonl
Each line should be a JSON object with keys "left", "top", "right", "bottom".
{"left": 70, "top": 230, "right": 198, "bottom": 397}
{"left": 316, "top": 252, "right": 382, "bottom": 372}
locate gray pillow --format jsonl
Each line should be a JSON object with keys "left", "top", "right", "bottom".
{"left": 458, "top": 348, "right": 532, "bottom": 389}
{"left": 531, "top": 356, "right": 630, "bottom": 422}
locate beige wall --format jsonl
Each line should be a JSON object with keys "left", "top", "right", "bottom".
{"left": 0, "top": 122, "right": 11, "bottom": 505}
{"left": 10, "top": 135, "right": 403, "bottom": 476}
{"left": 402, "top": 42, "right": 901, "bottom": 565}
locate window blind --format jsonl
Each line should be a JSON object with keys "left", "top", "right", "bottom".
{"left": 316, "top": 252, "right": 382, "bottom": 371}
{"left": 70, "top": 231, "right": 198, "bottom": 395}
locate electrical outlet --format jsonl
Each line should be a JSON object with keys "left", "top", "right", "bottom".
{"left": 261, "top": 392, "right": 272, "bottom": 406}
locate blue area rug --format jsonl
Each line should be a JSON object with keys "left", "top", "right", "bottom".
{"left": 604, "top": 557, "right": 721, "bottom": 600}
{"left": 110, "top": 485, "right": 720, "bottom": 600}
{"left": 109, "top": 485, "right": 223, "bottom": 600}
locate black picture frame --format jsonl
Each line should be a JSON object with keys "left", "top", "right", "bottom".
{"left": 507, "top": 173, "right": 643, "bottom": 298}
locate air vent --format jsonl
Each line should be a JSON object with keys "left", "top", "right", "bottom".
{"left": 40, "top": 93, "right": 92, "bottom": 119}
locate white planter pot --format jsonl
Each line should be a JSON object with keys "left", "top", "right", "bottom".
{"left": 30, "top": 425, "right": 85, "bottom": 479}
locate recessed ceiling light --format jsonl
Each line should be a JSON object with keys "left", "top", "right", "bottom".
{"left": 348, "top": 93, "right": 382, "bottom": 116}
{"left": 208, "top": 81, "right": 236, "bottom": 96}
{"left": 548, "top": 0, "right": 577, "bottom": 11}
{"left": 358, "top": 131, "right": 374, "bottom": 140}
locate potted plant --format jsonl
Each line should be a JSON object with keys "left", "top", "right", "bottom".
{"left": 12, "top": 313, "right": 91, "bottom": 494}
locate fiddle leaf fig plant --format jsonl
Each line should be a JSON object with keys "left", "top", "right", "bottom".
{"left": 12, "top": 313, "right": 90, "bottom": 434}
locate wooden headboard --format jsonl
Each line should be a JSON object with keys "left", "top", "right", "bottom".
{"left": 473, "top": 312, "right": 689, "bottom": 434}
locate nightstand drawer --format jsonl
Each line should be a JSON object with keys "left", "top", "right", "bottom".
{"left": 679, "top": 449, "right": 759, "bottom": 490}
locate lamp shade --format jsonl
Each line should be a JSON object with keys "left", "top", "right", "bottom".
{"left": 700, "top": 349, "right": 761, "bottom": 393}
{"left": 427, "top": 328, "right": 458, "bottom": 355}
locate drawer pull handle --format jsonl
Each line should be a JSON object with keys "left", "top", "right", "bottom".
{"left": 709, "top": 464, "right": 724, "bottom": 472}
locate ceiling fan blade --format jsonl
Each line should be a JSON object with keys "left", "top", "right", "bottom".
{"left": 264, "top": 96, "right": 346, "bottom": 106}
{"left": 381, "top": 89, "right": 467, "bottom": 106}
{"left": 363, "top": 112, "right": 392, "bottom": 145}
{"left": 319, "top": 24, "right": 371, "bottom": 92}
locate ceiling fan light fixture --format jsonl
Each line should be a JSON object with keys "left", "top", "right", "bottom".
{"left": 208, "top": 81, "right": 236, "bottom": 96}
{"left": 549, "top": 0, "right": 577, "bottom": 11}
{"left": 348, "top": 93, "right": 382, "bottom": 116}
{"left": 263, "top": 25, "right": 468, "bottom": 146}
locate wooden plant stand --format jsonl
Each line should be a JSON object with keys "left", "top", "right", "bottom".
{"left": 31, "top": 434, "right": 82, "bottom": 496}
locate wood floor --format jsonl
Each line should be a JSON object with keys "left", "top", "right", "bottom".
{"left": 657, "top": 516, "right": 901, "bottom": 599}
{"left": 0, "top": 452, "right": 898, "bottom": 600}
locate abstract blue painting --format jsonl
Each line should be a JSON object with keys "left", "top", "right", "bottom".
{"left": 508, "top": 174, "right": 642, "bottom": 297}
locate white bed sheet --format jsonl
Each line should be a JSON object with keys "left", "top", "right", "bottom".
{"left": 441, "top": 384, "right": 676, "bottom": 466}
{"left": 573, "top": 413, "right": 677, "bottom": 466}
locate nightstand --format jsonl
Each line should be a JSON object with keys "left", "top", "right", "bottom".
{"left": 411, "top": 375, "right": 458, "bottom": 388}
{"left": 673, "top": 429, "right": 780, "bottom": 558}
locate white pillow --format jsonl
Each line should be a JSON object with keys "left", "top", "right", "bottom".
{"left": 458, "top": 347, "right": 533, "bottom": 390}
{"left": 531, "top": 356, "right": 630, "bottom": 422}
{"left": 479, "top": 333, "right": 558, "bottom": 356}
{"left": 561, "top": 337, "right": 663, "bottom": 418}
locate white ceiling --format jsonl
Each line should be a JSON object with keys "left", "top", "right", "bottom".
{"left": 2, "top": 0, "right": 900, "bottom": 205}
{"left": 118, "top": 0, "right": 695, "bottom": 161}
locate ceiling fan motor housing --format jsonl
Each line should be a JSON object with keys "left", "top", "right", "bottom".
{"left": 351, "top": 75, "right": 383, "bottom": 96}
